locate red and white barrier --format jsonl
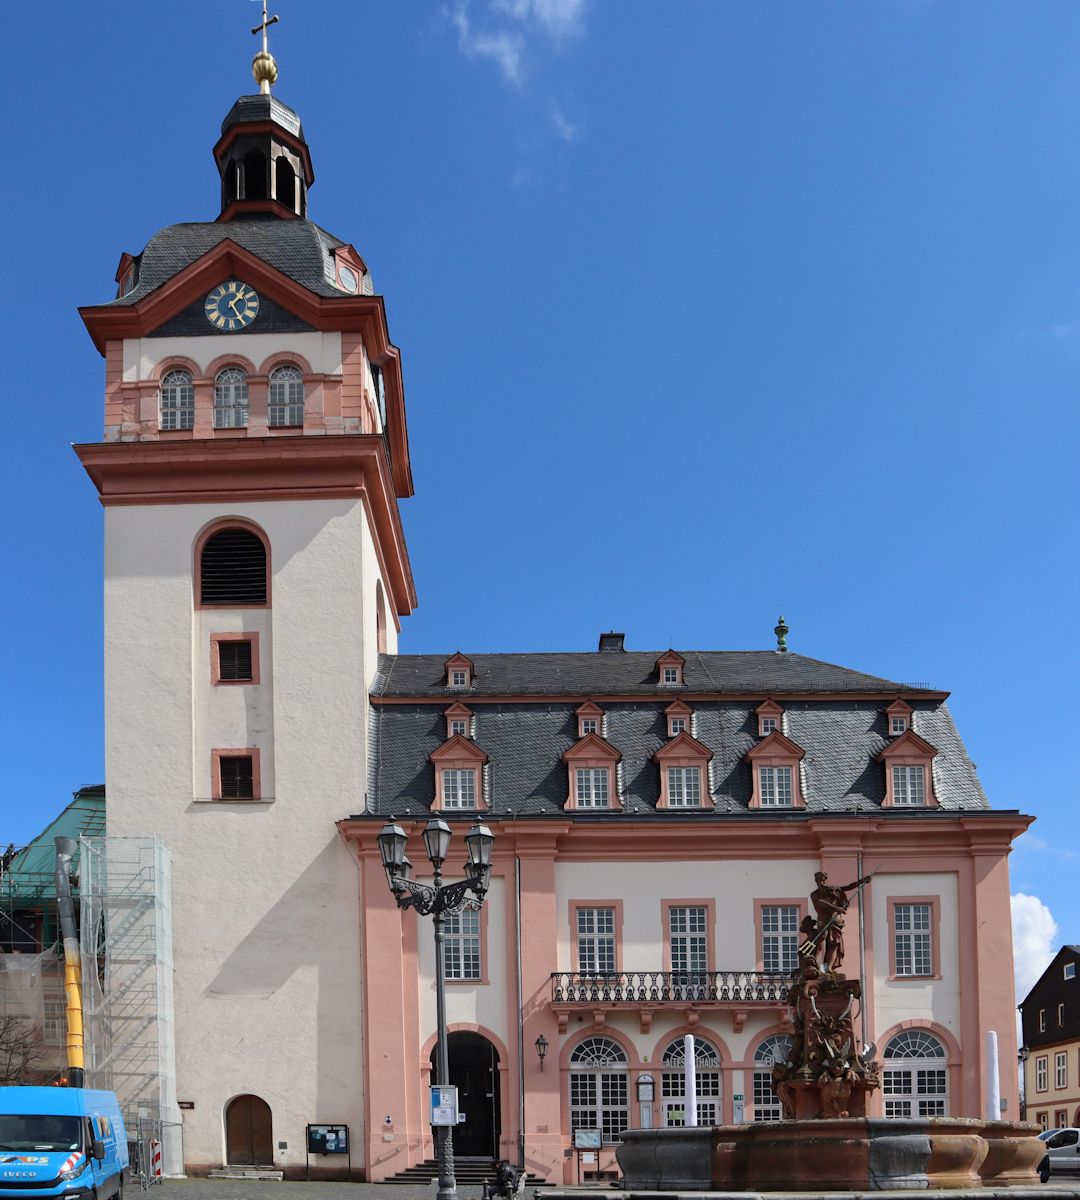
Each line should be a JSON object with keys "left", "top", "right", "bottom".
{"left": 150, "top": 1139, "right": 162, "bottom": 1178}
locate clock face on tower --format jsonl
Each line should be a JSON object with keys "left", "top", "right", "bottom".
{"left": 204, "top": 281, "right": 260, "bottom": 330}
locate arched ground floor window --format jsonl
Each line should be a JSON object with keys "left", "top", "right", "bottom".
{"left": 661, "top": 1036, "right": 722, "bottom": 1126}
{"left": 882, "top": 1029, "right": 949, "bottom": 1118}
{"left": 568, "top": 1036, "right": 628, "bottom": 1144}
{"left": 752, "top": 1034, "right": 793, "bottom": 1122}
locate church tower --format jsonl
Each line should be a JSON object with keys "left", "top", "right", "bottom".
{"left": 76, "top": 28, "right": 415, "bottom": 1177}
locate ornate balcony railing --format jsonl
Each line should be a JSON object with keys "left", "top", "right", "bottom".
{"left": 550, "top": 970, "right": 791, "bottom": 1005}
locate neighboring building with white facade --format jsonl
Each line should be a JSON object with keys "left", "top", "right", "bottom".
{"left": 73, "top": 60, "right": 1031, "bottom": 1184}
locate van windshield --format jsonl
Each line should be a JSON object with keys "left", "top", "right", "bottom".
{"left": 0, "top": 1115, "right": 81, "bottom": 1151}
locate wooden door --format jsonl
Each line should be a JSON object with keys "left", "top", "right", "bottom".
{"left": 225, "top": 1094, "right": 273, "bottom": 1165}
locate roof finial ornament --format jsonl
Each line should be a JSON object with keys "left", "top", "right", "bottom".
{"left": 251, "top": 0, "right": 280, "bottom": 95}
{"left": 775, "top": 615, "right": 789, "bottom": 654}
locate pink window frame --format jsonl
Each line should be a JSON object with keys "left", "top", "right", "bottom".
{"left": 442, "top": 900, "right": 490, "bottom": 986}
{"left": 887, "top": 895, "right": 942, "bottom": 980}
{"left": 576, "top": 700, "right": 604, "bottom": 739}
{"left": 444, "top": 702, "right": 473, "bottom": 740}
{"left": 655, "top": 738, "right": 714, "bottom": 810}
{"left": 563, "top": 736, "right": 622, "bottom": 811}
{"left": 210, "top": 631, "right": 261, "bottom": 686}
{"left": 746, "top": 733, "right": 806, "bottom": 809}
{"left": 753, "top": 897, "right": 808, "bottom": 973}
{"left": 661, "top": 898, "right": 716, "bottom": 972}
{"left": 657, "top": 652, "right": 684, "bottom": 687}
{"left": 211, "top": 748, "right": 262, "bottom": 802}
{"left": 756, "top": 698, "right": 783, "bottom": 738}
{"left": 665, "top": 699, "right": 692, "bottom": 738}
{"left": 570, "top": 900, "right": 624, "bottom": 975}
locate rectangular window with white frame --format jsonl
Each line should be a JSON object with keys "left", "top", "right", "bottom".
{"left": 892, "top": 765, "right": 925, "bottom": 806}
{"left": 442, "top": 768, "right": 477, "bottom": 809}
{"left": 1056, "top": 1052, "right": 1067, "bottom": 1089}
{"left": 1065, "top": 962, "right": 1076, "bottom": 980}
{"left": 761, "top": 905, "right": 799, "bottom": 973}
{"left": 670, "top": 717, "right": 687, "bottom": 735}
{"left": 893, "top": 902, "right": 933, "bottom": 977}
{"left": 759, "top": 766, "right": 792, "bottom": 807}
{"left": 761, "top": 717, "right": 777, "bottom": 735}
{"left": 576, "top": 907, "right": 616, "bottom": 975}
{"left": 581, "top": 718, "right": 597, "bottom": 736}
{"left": 575, "top": 767, "right": 609, "bottom": 808}
{"left": 662, "top": 667, "right": 679, "bottom": 685}
{"left": 890, "top": 716, "right": 907, "bottom": 735}
{"left": 1039, "top": 1009, "right": 1046, "bottom": 1032}
{"left": 43, "top": 998, "right": 65, "bottom": 1045}
{"left": 667, "top": 766, "right": 701, "bottom": 807}
{"left": 1058, "top": 1002, "right": 1065, "bottom": 1026}
{"left": 450, "top": 719, "right": 467, "bottom": 737}
{"left": 1036, "top": 1055, "right": 1048, "bottom": 1092}
{"left": 443, "top": 908, "right": 481, "bottom": 980}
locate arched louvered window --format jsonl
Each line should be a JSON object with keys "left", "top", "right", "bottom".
{"left": 160, "top": 369, "right": 195, "bottom": 431}
{"left": 569, "top": 1037, "right": 628, "bottom": 1144}
{"left": 275, "top": 157, "right": 297, "bottom": 212}
{"left": 214, "top": 367, "right": 249, "bottom": 429}
{"left": 268, "top": 364, "right": 304, "bottom": 427}
{"left": 661, "top": 1037, "right": 722, "bottom": 1126}
{"left": 752, "top": 1034, "right": 793, "bottom": 1123}
{"left": 883, "top": 1030, "right": 948, "bottom": 1118}
{"left": 199, "top": 527, "right": 268, "bottom": 607}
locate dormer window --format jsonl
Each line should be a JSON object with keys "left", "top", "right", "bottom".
{"left": 576, "top": 700, "right": 604, "bottom": 739}
{"left": 746, "top": 731, "right": 806, "bottom": 810}
{"left": 430, "top": 735, "right": 488, "bottom": 812}
{"left": 268, "top": 364, "right": 305, "bottom": 427}
{"left": 756, "top": 699, "right": 783, "bottom": 738}
{"left": 563, "top": 733, "right": 622, "bottom": 811}
{"left": 445, "top": 654, "right": 474, "bottom": 690}
{"left": 214, "top": 367, "right": 249, "bottom": 429}
{"left": 655, "top": 730, "right": 714, "bottom": 810}
{"left": 160, "top": 369, "right": 195, "bottom": 431}
{"left": 877, "top": 730, "right": 939, "bottom": 808}
{"left": 887, "top": 700, "right": 913, "bottom": 737}
{"left": 665, "top": 699, "right": 692, "bottom": 738}
{"left": 444, "top": 702, "right": 472, "bottom": 740}
{"left": 656, "top": 651, "right": 685, "bottom": 688}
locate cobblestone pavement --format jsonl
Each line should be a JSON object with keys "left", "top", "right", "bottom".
{"left": 159, "top": 1182, "right": 489, "bottom": 1200}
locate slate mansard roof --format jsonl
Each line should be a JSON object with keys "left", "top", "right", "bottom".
{"left": 366, "top": 651, "right": 990, "bottom": 818}
{"left": 108, "top": 218, "right": 364, "bottom": 308}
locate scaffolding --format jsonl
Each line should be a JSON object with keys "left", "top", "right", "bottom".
{"left": 80, "top": 837, "right": 181, "bottom": 1174}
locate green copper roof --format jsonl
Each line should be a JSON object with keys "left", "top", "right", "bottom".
{"left": 2, "top": 787, "right": 105, "bottom": 904}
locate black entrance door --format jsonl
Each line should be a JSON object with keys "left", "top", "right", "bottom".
{"left": 431, "top": 1032, "right": 500, "bottom": 1157}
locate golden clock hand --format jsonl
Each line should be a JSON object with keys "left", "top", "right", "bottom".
{"left": 228, "top": 295, "right": 242, "bottom": 315}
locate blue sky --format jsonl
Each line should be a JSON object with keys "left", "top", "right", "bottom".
{"left": 1, "top": 2, "right": 1076, "bottom": 989}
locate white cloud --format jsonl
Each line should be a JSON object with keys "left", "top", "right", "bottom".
{"left": 549, "top": 101, "right": 579, "bottom": 143}
{"left": 448, "top": 3, "right": 525, "bottom": 84}
{"left": 446, "top": 0, "right": 587, "bottom": 86}
{"left": 493, "top": 0, "right": 587, "bottom": 39}
{"left": 1011, "top": 892, "right": 1058, "bottom": 1003}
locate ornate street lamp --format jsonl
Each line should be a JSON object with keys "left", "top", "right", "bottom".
{"left": 378, "top": 816, "right": 495, "bottom": 1200}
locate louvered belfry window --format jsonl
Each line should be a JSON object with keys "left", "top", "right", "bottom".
{"left": 200, "top": 528, "right": 267, "bottom": 606}
{"left": 219, "top": 756, "right": 254, "bottom": 800}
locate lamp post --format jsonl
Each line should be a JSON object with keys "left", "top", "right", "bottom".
{"left": 379, "top": 816, "right": 494, "bottom": 1200}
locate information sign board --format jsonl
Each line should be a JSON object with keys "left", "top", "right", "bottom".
{"left": 307, "top": 1124, "right": 348, "bottom": 1155}
{"left": 430, "top": 1086, "right": 459, "bottom": 1127}
{"left": 573, "top": 1128, "right": 602, "bottom": 1150}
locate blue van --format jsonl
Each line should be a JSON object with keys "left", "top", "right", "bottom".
{"left": 0, "top": 1087, "right": 128, "bottom": 1198}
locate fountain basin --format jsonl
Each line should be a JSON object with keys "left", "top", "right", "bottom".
{"left": 616, "top": 1118, "right": 1043, "bottom": 1191}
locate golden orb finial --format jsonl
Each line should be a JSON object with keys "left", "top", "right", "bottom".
{"left": 252, "top": 50, "right": 278, "bottom": 94}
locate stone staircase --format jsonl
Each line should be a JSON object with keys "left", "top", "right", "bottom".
{"left": 383, "top": 1157, "right": 533, "bottom": 1186}
{"left": 208, "top": 1166, "right": 284, "bottom": 1181}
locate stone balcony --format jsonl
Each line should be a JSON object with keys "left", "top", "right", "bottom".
{"left": 549, "top": 970, "right": 792, "bottom": 1034}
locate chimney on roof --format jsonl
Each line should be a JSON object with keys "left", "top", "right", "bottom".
{"left": 598, "top": 631, "right": 625, "bottom": 652}
{"left": 774, "top": 615, "right": 789, "bottom": 654}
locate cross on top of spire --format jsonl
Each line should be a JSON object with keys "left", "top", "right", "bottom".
{"left": 250, "top": 0, "right": 280, "bottom": 94}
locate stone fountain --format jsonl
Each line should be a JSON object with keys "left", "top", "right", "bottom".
{"left": 614, "top": 871, "right": 1047, "bottom": 1193}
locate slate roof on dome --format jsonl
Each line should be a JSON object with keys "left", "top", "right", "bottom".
{"left": 221, "top": 94, "right": 305, "bottom": 140}
{"left": 105, "top": 218, "right": 347, "bottom": 307}
{"left": 372, "top": 650, "right": 926, "bottom": 698}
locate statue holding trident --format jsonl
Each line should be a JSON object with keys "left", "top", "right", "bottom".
{"left": 804, "top": 870, "right": 875, "bottom": 974}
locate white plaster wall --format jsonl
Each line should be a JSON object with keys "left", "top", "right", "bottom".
{"left": 553, "top": 859, "right": 819, "bottom": 973}
{"left": 417, "top": 877, "right": 509, "bottom": 1050}
{"left": 104, "top": 496, "right": 381, "bottom": 1173}
{"left": 871, "top": 872, "right": 960, "bottom": 1046}
{"left": 124, "top": 331, "right": 343, "bottom": 379}
{"left": 194, "top": 609, "right": 275, "bottom": 800}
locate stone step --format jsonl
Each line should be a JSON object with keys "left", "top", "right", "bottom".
{"left": 208, "top": 1168, "right": 284, "bottom": 1181}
